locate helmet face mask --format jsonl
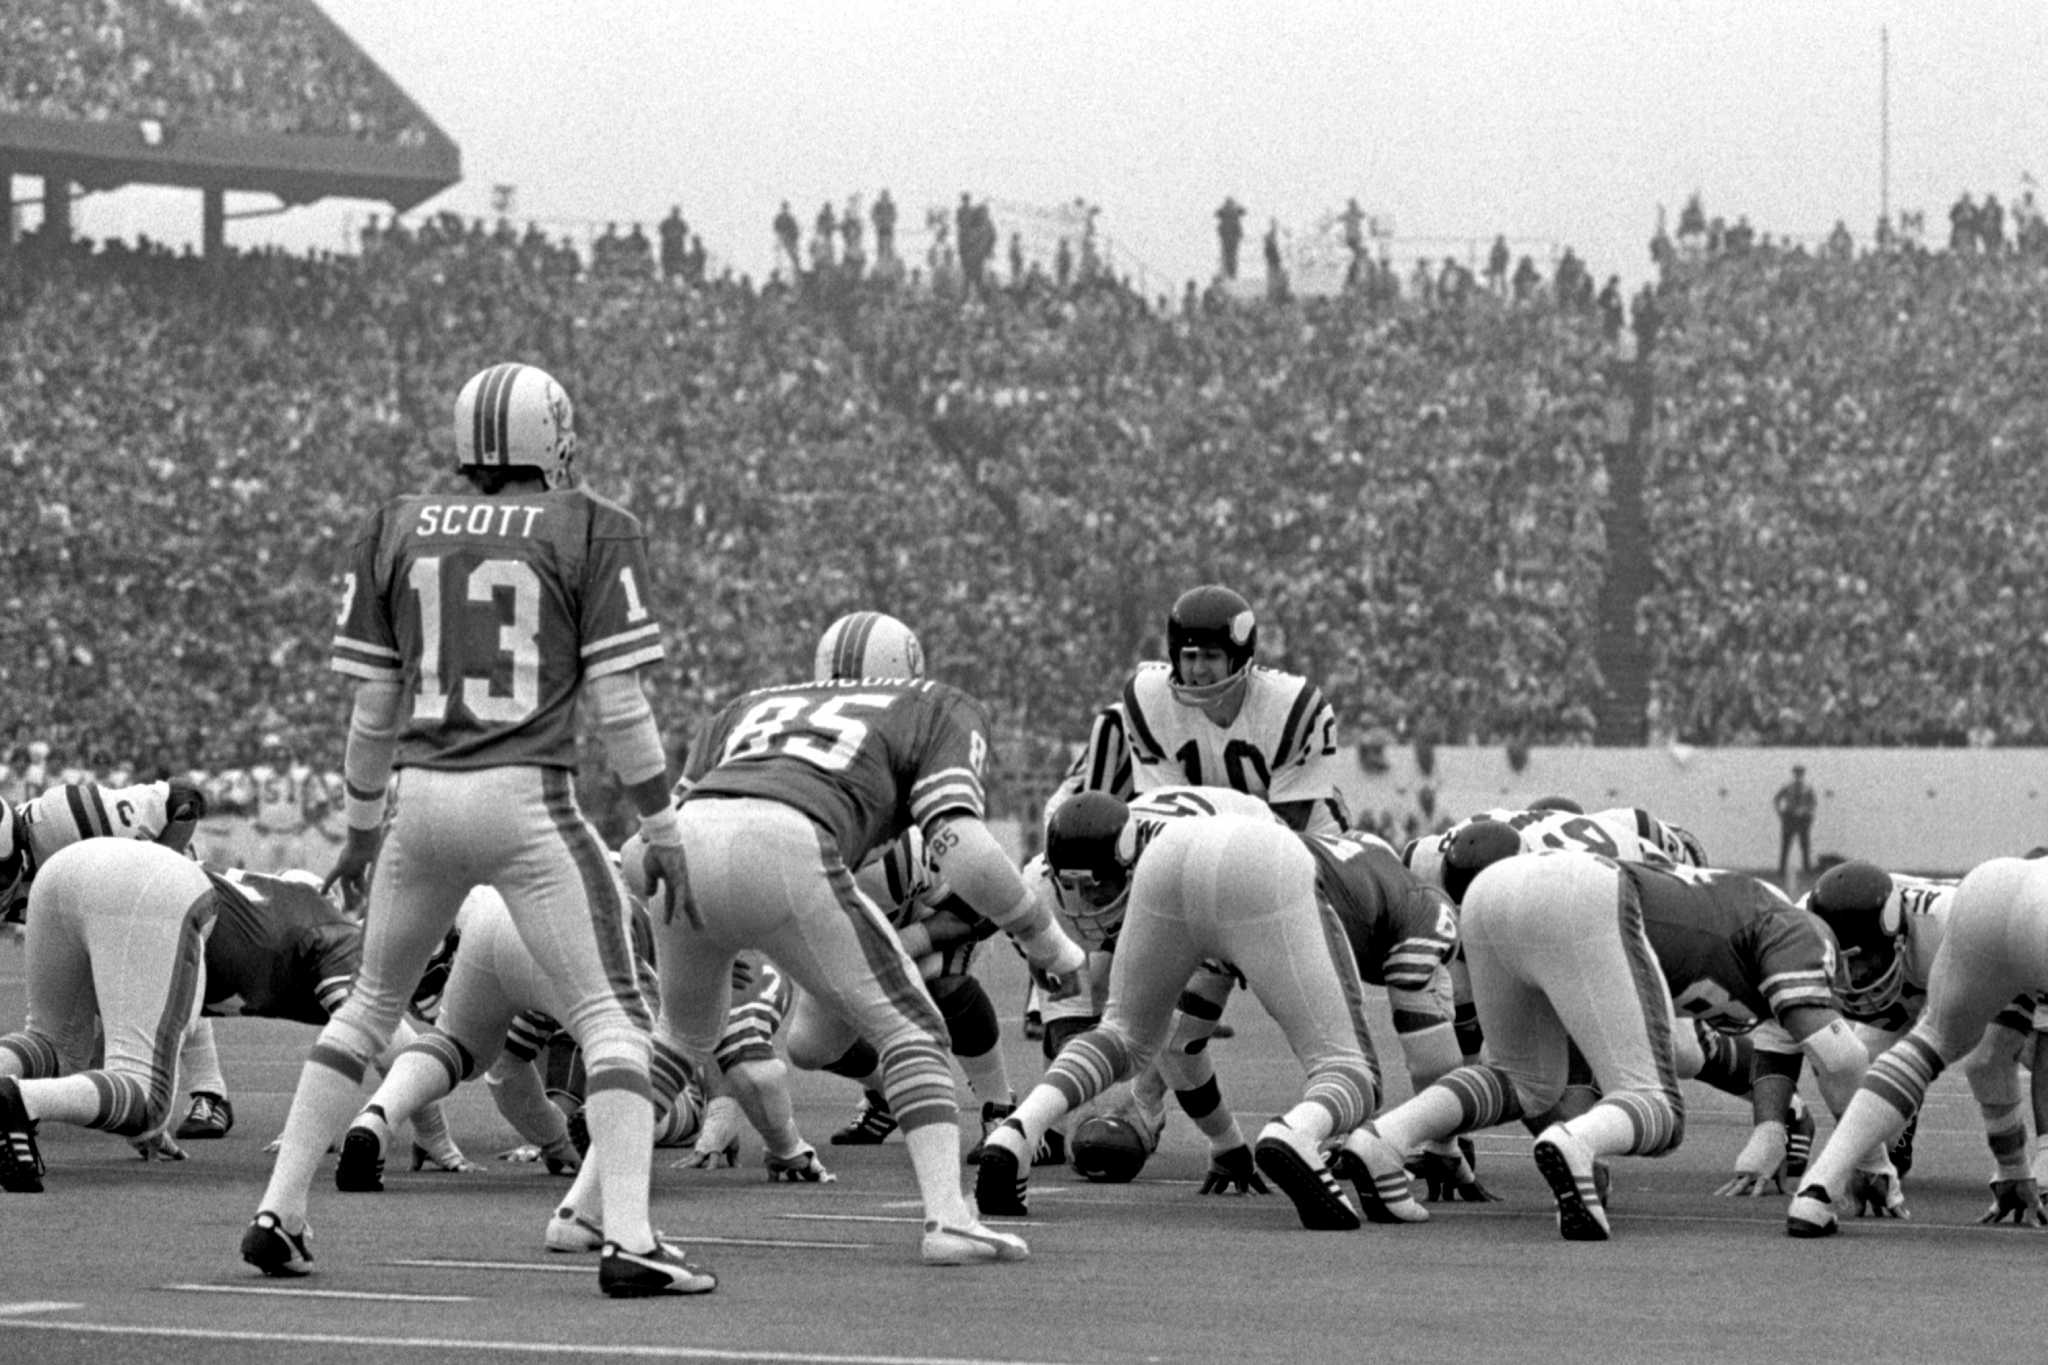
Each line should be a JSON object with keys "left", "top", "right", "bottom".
{"left": 1807, "top": 860, "right": 1903, "bottom": 1014}
{"left": 1166, "top": 585, "right": 1256, "bottom": 709}
{"left": 814, "top": 612, "right": 925, "bottom": 682}
{"left": 1045, "top": 792, "right": 1134, "bottom": 947}
{"left": 454, "top": 363, "right": 579, "bottom": 490}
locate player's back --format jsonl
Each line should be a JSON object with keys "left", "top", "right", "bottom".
{"left": 1302, "top": 829, "right": 1457, "bottom": 989}
{"left": 203, "top": 868, "right": 360, "bottom": 1024}
{"left": 333, "top": 485, "right": 661, "bottom": 771}
{"left": 681, "top": 676, "right": 994, "bottom": 868}
{"left": 1621, "top": 860, "right": 1833, "bottom": 1032}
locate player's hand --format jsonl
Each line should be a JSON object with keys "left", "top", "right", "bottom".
{"left": 1020, "top": 923, "right": 1087, "bottom": 1000}
{"left": 641, "top": 840, "right": 700, "bottom": 930}
{"left": 680, "top": 1139, "right": 739, "bottom": 1170}
{"left": 1848, "top": 1168, "right": 1910, "bottom": 1219}
{"left": 497, "top": 1143, "right": 544, "bottom": 1163}
{"left": 131, "top": 1130, "right": 187, "bottom": 1162}
{"left": 411, "top": 1142, "right": 480, "bottom": 1174}
{"left": 323, "top": 825, "right": 382, "bottom": 907}
{"left": 1409, "top": 1146, "right": 1502, "bottom": 1203}
{"left": 1198, "top": 1144, "right": 1270, "bottom": 1196}
{"left": 1716, "top": 1119, "right": 1788, "bottom": 1197}
{"left": 1978, "top": 1177, "right": 2048, "bottom": 1227}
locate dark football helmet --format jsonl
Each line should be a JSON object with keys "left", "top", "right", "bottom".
{"left": 1166, "top": 584, "right": 1257, "bottom": 708}
{"left": 1806, "top": 859, "right": 1903, "bottom": 1014}
{"left": 1440, "top": 818, "right": 1523, "bottom": 905}
{"left": 1044, "top": 791, "right": 1133, "bottom": 945}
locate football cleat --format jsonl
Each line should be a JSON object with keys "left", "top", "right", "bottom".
{"left": 598, "top": 1239, "right": 719, "bottom": 1297}
{"left": 968, "top": 1101, "right": 1062, "bottom": 1167}
{"left": 765, "top": 1145, "right": 836, "bottom": 1183}
{"left": 0, "top": 1077, "right": 45, "bottom": 1193}
{"left": 1334, "top": 1124, "right": 1429, "bottom": 1224}
{"left": 176, "top": 1092, "right": 235, "bottom": 1140}
{"left": 922, "top": 1219, "right": 1029, "bottom": 1265}
{"left": 335, "top": 1124, "right": 386, "bottom": 1192}
{"left": 1783, "top": 1095, "right": 1816, "bottom": 1183}
{"left": 546, "top": 1206, "right": 606, "bottom": 1254}
{"left": 1253, "top": 1117, "right": 1361, "bottom": 1231}
{"left": 829, "top": 1089, "right": 898, "bottom": 1146}
{"left": 1532, "top": 1125, "right": 1611, "bottom": 1241}
{"left": 972, "top": 1122, "right": 1031, "bottom": 1216}
{"left": 241, "top": 1211, "right": 314, "bottom": 1277}
{"left": 1786, "top": 1184, "right": 1841, "bottom": 1238}
{"left": 411, "top": 1141, "right": 479, "bottom": 1173}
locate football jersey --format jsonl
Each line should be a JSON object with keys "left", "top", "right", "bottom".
{"left": 680, "top": 677, "right": 993, "bottom": 869}
{"left": 1051, "top": 663, "right": 1344, "bottom": 834}
{"left": 1405, "top": 804, "right": 1701, "bottom": 893}
{"left": 1302, "top": 830, "right": 1459, "bottom": 991}
{"left": 1622, "top": 860, "right": 1838, "bottom": 1035}
{"left": 201, "top": 868, "right": 362, "bottom": 1026}
{"left": 331, "top": 486, "right": 664, "bottom": 770}
{"left": 9, "top": 779, "right": 193, "bottom": 922}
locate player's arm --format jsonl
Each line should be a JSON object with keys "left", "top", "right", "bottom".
{"left": 1780, "top": 1003, "right": 1867, "bottom": 1118}
{"left": 924, "top": 813, "right": 1084, "bottom": 988}
{"left": 325, "top": 677, "right": 403, "bottom": 902}
{"left": 586, "top": 670, "right": 693, "bottom": 922}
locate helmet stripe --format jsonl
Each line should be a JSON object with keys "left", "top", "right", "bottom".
{"left": 835, "top": 611, "right": 877, "bottom": 678}
{"left": 491, "top": 363, "right": 521, "bottom": 463}
{"left": 473, "top": 362, "right": 519, "bottom": 465}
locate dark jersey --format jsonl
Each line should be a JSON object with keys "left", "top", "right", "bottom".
{"left": 1624, "top": 861, "right": 1838, "bottom": 1035}
{"left": 331, "top": 486, "right": 663, "bottom": 770}
{"left": 1302, "top": 830, "right": 1459, "bottom": 992}
{"left": 201, "top": 869, "right": 361, "bottom": 1025}
{"left": 679, "top": 678, "right": 993, "bottom": 868}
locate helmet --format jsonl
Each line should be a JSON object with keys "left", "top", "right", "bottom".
{"left": 814, "top": 611, "right": 925, "bottom": 682}
{"left": 1807, "top": 860, "right": 1903, "bottom": 1014}
{"left": 1044, "top": 791, "right": 1134, "bottom": 944}
{"left": 1166, "top": 584, "right": 1257, "bottom": 708}
{"left": 1441, "top": 818, "right": 1522, "bottom": 905}
{"left": 1070, "top": 1114, "right": 1151, "bottom": 1183}
{"left": 1669, "top": 824, "right": 1708, "bottom": 867}
{"left": 454, "top": 362, "right": 578, "bottom": 489}
{"left": 1527, "top": 795, "right": 1584, "bottom": 814}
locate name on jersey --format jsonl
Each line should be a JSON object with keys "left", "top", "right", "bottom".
{"left": 413, "top": 503, "right": 548, "bottom": 538}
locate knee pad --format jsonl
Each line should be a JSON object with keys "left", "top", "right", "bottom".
{"left": 931, "top": 975, "right": 1000, "bottom": 1058}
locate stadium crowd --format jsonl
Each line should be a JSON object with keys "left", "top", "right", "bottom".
{"left": 0, "top": 0, "right": 433, "bottom": 142}
{"left": 6, "top": 180, "right": 2048, "bottom": 826}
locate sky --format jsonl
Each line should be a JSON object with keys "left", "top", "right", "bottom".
{"left": 50, "top": 1, "right": 2048, "bottom": 295}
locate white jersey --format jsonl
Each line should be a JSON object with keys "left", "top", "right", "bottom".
{"left": 1048, "top": 662, "right": 1344, "bottom": 835}
{"left": 1404, "top": 804, "right": 1702, "bottom": 894}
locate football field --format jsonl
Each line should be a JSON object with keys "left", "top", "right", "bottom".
{"left": 0, "top": 934, "right": 2037, "bottom": 1365}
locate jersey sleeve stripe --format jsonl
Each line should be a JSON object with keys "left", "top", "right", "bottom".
{"left": 1272, "top": 682, "right": 1325, "bottom": 766}
{"left": 583, "top": 642, "right": 665, "bottom": 680}
{"left": 1120, "top": 676, "right": 1166, "bottom": 761}
{"left": 66, "top": 782, "right": 110, "bottom": 839}
{"left": 333, "top": 657, "right": 404, "bottom": 684}
{"left": 332, "top": 636, "right": 401, "bottom": 665}
{"left": 581, "top": 621, "right": 663, "bottom": 661}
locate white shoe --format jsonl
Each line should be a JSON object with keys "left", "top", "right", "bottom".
{"left": 1335, "top": 1125, "right": 1429, "bottom": 1224}
{"left": 546, "top": 1206, "right": 605, "bottom": 1253}
{"left": 1531, "top": 1124, "right": 1611, "bottom": 1241}
{"left": 1253, "top": 1118, "right": 1362, "bottom": 1231}
{"left": 1786, "top": 1184, "right": 1840, "bottom": 1238}
{"left": 922, "top": 1218, "right": 1029, "bottom": 1265}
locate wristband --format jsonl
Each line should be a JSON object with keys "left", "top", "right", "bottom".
{"left": 345, "top": 789, "right": 387, "bottom": 833}
{"left": 639, "top": 805, "right": 682, "bottom": 846}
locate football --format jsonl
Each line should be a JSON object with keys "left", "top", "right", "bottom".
{"left": 1070, "top": 1115, "right": 1150, "bottom": 1183}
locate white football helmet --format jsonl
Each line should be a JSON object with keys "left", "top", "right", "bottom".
{"left": 454, "top": 362, "right": 578, "bottom": 488}
{"left": 814, "top": 611, "right": 925, "bottom": 681}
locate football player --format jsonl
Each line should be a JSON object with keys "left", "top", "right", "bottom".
{"left": 640, "top": 612, "right": 1087, "bottom": 1266}
{"left": 0, "top": 771, "right": 207, "bottom": 923}
{"left": 243, "top": 363, "right": 712, "bottom": 1296}
{"left": 1789, "top": 854, "right": 2048, "bottom": 1236}
{"left": 1045, "top": 583, "right": 1348, "bottom": 835}
{"left": 1341, "top": 830, "right": 1867, "bottom": 1241}
{"left": 976, "top": 788, "right": 1383, "bottom": 1233}
{"left": 778, "top": 614, "right": 1027, "bottom": 1161}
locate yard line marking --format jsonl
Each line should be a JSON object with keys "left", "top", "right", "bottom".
{"left": 776, "top": 1213, "right": 1029, "bottom": 1228}
{"left": 162, "top": 1283, "right": 473, "bottom": 1303}
{"left": 0, "top": 1320, "right": 1087, "bottom": 1364}
{"left": 0, "top": 1303, "right": 81, "bottom": 1317}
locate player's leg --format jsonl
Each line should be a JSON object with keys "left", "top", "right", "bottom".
{"left": 173, "top": 1017, "right": 234, "bottom": 1139}
{"left": 251, "top": 770, "right": 471, "bottom": 1260}
{"left": 1791, "top": 856, "right": 2048, "bottom": 1235}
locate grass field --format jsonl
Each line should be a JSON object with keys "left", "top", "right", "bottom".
{"left": 1, "top": 931, "right": 2038, "bottom": 1365}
